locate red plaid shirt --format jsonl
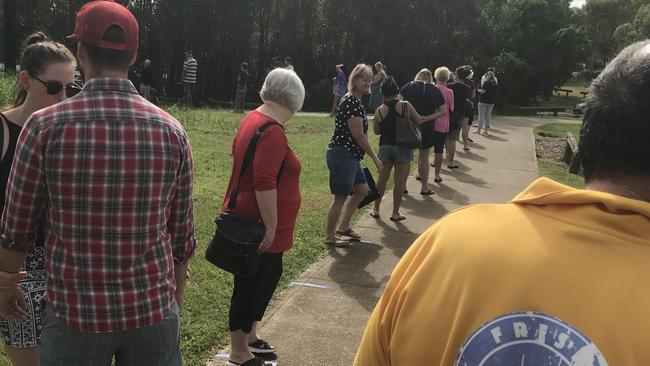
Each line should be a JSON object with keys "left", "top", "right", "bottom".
{"left": 0, "top": 78, "right": 196, "bottom": 332}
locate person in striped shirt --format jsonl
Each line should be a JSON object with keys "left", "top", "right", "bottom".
{"left": 181, "top": 50, "right": 198, "bottom": 106}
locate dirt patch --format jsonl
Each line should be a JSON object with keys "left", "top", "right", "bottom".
{"left": 535, "top": 136, "right": 568, "bottom": 168}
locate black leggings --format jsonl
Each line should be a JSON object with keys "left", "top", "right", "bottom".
{"left": 229, "top": 253, "right": 283, "bottom": 333}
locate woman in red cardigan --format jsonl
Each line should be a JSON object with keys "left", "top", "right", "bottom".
{"left": 222, "top": 68, "right": 305, "bottom": 366}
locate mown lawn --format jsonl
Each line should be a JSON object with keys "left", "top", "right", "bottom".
{"left": 0, "top": 82, "right": 374, "bottom": 364}
{"left": 534, "top": 123, "right": 585, "bottom": 189}
{"left": 534, "top": 122, "right": 581, "bottom": 139}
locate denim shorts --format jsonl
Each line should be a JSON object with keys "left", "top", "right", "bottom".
{"left": 326, "top": 147, "right": 367, "bottom": 195}
{"left": 377, "top": 145, "right": 413, "bottom": 163}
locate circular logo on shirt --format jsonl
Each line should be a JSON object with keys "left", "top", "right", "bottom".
{"left": 456, "top": 312, "right": 608, "bottom": 366}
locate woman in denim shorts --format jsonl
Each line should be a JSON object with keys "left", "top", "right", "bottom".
{"left": 325, "top": 64, "right": 382, "bottom": 247}
{"left": 369, "top": 78, "right": 439, "bottom": 221}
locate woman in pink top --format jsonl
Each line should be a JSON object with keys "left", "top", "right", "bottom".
{"left": 433, "top": 67, "right": 455, "bottom": 182}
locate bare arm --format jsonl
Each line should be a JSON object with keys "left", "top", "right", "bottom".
{"left": 254, "top": 189, "right": 277, "bottom": 254}
{"left": 404, "top": 101, "right": 434, "bottom": 125}
{"left": 374, "top": 105, "right": 387, "bottom": 123}
{"left": 348, "top": 117, "right": 382, "bottom": 171}
{"left": 432, "top": 104, "right": 446, "bottom": 119}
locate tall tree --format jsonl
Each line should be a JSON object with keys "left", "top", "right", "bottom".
{"left": 3, "top": 0, "right": 16, "bottom": 74}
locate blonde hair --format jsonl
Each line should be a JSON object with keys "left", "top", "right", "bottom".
{"left": 260, "top": 68, "right": 305, "bottom": 112}
{"left": 434, "top": 67, "right": 451, "bottom": 83}
{"left": 414, "top": 68, "right": 433, "bottom": 83}
{"left": 347, "top": 64, "right": 373, "bottom": 92}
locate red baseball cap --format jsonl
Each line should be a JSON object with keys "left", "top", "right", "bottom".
{"left": 68, "top": 1, "right": 139, "bottom": 52}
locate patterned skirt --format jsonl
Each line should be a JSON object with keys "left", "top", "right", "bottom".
{"left": 0, "top": 246, "right": 46, "bottom": 348}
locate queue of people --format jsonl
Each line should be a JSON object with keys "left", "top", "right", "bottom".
{"left": 325, "top": 61, "right": 498, "bottom": 237}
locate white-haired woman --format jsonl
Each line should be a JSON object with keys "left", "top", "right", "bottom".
{"left": 368, "top": 61, "right": 387, "bottom": 110}
{"left": 325, "top": 64, "right": 382, "bottom": 246}
{"left": 223, "top": 68, "right": 305, "bottom": 366}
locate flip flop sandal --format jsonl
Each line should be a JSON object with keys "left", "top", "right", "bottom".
{"left": 226, "top": 357, "right": 273, "bottom": 366}
{"left": 336, "top": 229, "right": 361, "bottom": 239}
{"left": 434, "top": 177, "right": 443, "bottom": 183}
{"left": 324, "top": 238, "right": 351, "bottom": 247}
{"left": 420, "top": 189, "right": 435, "bottom": 196}
{"left": 448, "top": 164, "right": 459, "bottom": 169}
{"left": 389, "top": 214, "right": 407, "bottom": 222}
{"left": 249, "top": 339, "right": 277, "bottom": 354}
{"left": 369, "top": 210, "right": 380, "bottom": 218}
{"left": 463, "top": 147, "right": 470, "bottom": 151}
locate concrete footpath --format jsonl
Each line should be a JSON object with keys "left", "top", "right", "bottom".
{"left": 208, "top": 116, "right": 555, "bottom": 366}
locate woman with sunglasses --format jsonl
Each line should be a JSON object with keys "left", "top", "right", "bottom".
{"left": 0, "top": 32, "right": 77, "bottom": 366}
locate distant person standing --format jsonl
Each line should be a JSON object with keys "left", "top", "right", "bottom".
{"left": 461, "top": 66, "right": 476, "bottom": 147}
{"left": 284, "top": 57, "right": 294, "bottom": 71}
{"left": 481, "top": 66, "right": 498, "bottom": 86}
{"left": 329, "top": 64, "right": 347, "bottom": 117}
{"left": 368, "top": 62, "right": 387, "bottom": 110}
{"left": 140, "top": 58, "right": 152, "bottom": 100}
{"left": 271, "top": 56, "right": 283, "bottom": 69}
{"left": 434, "top": 67, "right": 456, "bottom": 173}
{"left": 181, "top": 50, "right": 197, "bottom": 106}
{"left": 448, "top": 66, "right": 473, "bottom": 156}
{"left": 232, "top": 62, "right": 249, "bottom": 114}
{"left": 476, "top": 70, "right": 498, "bottom": 135}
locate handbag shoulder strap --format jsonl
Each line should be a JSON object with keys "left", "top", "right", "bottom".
{"left": 228, "top": 121, "right": 283, "bottom": 210}
{"left": 397, "top": 101, "right": 409, "bottom": 118}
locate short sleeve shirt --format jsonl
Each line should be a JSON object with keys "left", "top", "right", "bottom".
{"left": 328, "top": 94, "right": 367, "bottom": 160}
{"left": 400, "top": 81, "right": 445, "bottom": 115}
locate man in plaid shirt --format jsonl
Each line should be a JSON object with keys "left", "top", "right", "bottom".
{"left": 0, "top": 2, "right": 195, "bottom": 365}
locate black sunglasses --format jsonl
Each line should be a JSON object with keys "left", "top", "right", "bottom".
{"left": 33, "top": 76, "right": 82, "bottom": 97}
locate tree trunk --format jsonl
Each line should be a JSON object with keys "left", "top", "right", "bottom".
{"left": 3, "top": 0, "right": 16, "bottom": 74}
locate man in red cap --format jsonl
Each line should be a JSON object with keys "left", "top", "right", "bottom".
{"left": 0, "top": 1, "right": 195, "bottom": 365}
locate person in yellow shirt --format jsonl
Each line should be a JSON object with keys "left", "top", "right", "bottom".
{"left": 355, "top": 41, "right": 650, "bottom": 366}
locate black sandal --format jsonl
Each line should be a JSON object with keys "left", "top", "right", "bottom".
{"left": 248, "top": 339, "right": 277, "bottom": 354}
{"left": 420, "top": 189, "right": 435, "bottom": 196}
{"left": 448, "top": 164, "right": 459, "bottom": 169}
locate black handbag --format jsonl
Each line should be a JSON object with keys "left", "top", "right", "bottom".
{"left": 205, "top": 121, "right": 281, "bottom": 278}
{"left": 395, "top": 102, "right": 422, "bottom": 149}
{"left": 357, "top": 166, "right": 381, "bottom": 209}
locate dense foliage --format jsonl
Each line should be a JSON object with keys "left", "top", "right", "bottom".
{"left": 1, "top": 0, "right": 648, "bottom": 109}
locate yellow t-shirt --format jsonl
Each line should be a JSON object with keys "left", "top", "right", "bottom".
{"left": 354, "top": 178, "right": 650, "bottom": 365}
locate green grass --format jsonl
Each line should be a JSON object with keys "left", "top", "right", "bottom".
{"left": 534, "top": 123, "right": 581, "bottom": 139}
{"left": 535, "top": 123, "right": 585, "bottom": 189}
{"left": 537, "top": 159, "right": 585, "bottom": 189}
{"left": 0, "top": 102, "right": 370, "bottom": 365}
{"left": 0, "top": 75, "right": 15, "bottom": 110}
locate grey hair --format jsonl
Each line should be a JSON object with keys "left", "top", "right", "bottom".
{"left": 260, "top": 68, "right": 305, "bottom": 112}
